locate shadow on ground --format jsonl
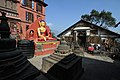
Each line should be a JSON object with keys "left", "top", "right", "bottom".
{"left": 80, "top": 57, "right": 120, "bottom": 80}
{"left": 29, "top": 54, "right": 120, "bottom": 80}
{"left": 40, "top": 54, "right": 84, "bottom": 80}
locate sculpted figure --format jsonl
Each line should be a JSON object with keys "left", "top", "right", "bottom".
{"left": 37, "top": 20, "right": 49, "bottom": 41}
{"left": 29, "top": 30, "right": 34, "bottom": 38}
{"left": 26, "top": 20, "right": 56, "bottom": 42}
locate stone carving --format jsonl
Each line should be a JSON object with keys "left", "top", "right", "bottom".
{"left": 37, "top": 20, "right": 51, "bottom": 41}
{"left": 56, "top": 36, "right": 71, "bottom": 54}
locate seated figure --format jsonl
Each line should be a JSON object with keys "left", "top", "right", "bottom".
{"left": 38, "top": 20, "right": 47, "bottom": 41}
{"left": 37, "top": 20, "right": 56, "bottom": 41}
{"left": 29, "top": 30, "right": 34, "bottom": 38}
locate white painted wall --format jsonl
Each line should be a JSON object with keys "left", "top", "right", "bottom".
{"left": 64, "top": 31, "right": 71, "bottom": 36}
{"left": 61, "top": 27, "right": 119, "bottom": 39}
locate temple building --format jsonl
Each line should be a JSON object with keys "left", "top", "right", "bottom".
{"left": 0, "top": 0, "right": 48, "bottom": 39}
{"left": 57, "top": 20, "right": 120, "bottom": 48}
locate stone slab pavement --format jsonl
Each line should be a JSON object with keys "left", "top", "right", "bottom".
{"left": 80, "top": 56, "right": 120, "bottom": 80}
{"left": 28, "top": 52, "right": 120, "bottom": 80}
{"left": 28, "top": 54, "right": 50, "bottom": 70}
{"left": 79, "top": 52, "right": 120, "bottom": 80}
{"left": 83, "top": 52, "right": 114, "bottom": 63}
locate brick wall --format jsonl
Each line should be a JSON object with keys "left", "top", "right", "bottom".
{"left": 17, "top": 0, "right": 46, "bottom": 39}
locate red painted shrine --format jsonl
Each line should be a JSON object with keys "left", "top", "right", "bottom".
{"left": 26, "top": 19, "right": 56, "bottom": 42}
{"left": 26, "top": 19, "right": 59, "bottom": 56}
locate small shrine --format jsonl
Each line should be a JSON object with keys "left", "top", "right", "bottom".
{"left": 56, "top": 36, "right": 71, "bottom": 54}
{"left": 41, "top": 37, "right": 84, "bottom": 80}
{"left": 26, "top": 19, "right": 59, "bottom": 56}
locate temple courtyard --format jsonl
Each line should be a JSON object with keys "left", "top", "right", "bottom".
{"left": 28, "top": 52, "right": 120, "bottom": 80}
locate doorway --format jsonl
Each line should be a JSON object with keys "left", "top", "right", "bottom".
{"left": 77, "top": 31, "right": 86, "bottom": 48}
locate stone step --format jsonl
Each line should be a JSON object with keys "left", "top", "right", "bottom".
{"left": 48, "top": 54, "right": 65, "bottom": 61}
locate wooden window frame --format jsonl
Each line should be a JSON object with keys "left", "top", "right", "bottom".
{"left": 21, "top": 0, "right": 32, "bottom": 9}
{"left": 26, "top": 11, "right": 34, "bottom": 22}
{"left": 36, "top": 2, "right": 42, "bottom": 13}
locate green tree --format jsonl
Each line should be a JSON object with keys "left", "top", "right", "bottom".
{"left": 81, "top": 9, "right": 116, "bottom": 28}
{"left": 90, "top": 9, "right": 100, "bottom": 24}
{"left": 81, "top": 14, "right": 91, "bottom": 22}
{"left": 52, "top": 32, "right": 56, "bottom": 38}
{"left": 50, "top": 29, "right": 57, "bottom": 38}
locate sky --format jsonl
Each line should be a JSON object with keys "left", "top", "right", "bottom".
{"left": 45, "top": 0, "right": 120, "bottom": 35}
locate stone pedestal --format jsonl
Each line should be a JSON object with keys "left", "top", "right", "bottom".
{"left": 41, "top": 53, "right": 84, "bottom": 80}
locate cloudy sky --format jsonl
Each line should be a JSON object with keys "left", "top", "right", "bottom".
{"left": 45, "top": 0, "right": 120, "bottom": 35}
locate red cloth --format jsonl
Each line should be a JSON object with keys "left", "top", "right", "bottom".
{"left": 88, "top": 46, "right": 94, "bottom": 51}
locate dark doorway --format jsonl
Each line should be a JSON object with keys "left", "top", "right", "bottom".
{"left": 77, "top": 31, "right": 86, "bottom": 48}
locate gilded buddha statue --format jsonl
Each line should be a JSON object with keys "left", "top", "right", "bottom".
{"left": 38, "top": 20, "right": 47, "bottom": 41}
{"left": 37, "top": 20, "right": 56, "bottom": 41}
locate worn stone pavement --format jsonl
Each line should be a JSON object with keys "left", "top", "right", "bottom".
{"left": 28, "top": 52, "right": 120, "bottom": 80}
{"left": 28, "top": 54, "right": 50, "bottom": 70}
{"left": 81, "top": 54, "right": 120, "bottom": 80}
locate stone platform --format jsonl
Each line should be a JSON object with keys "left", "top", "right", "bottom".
{"left": 35, "top": 41, "right": 59, "bottom": 56}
